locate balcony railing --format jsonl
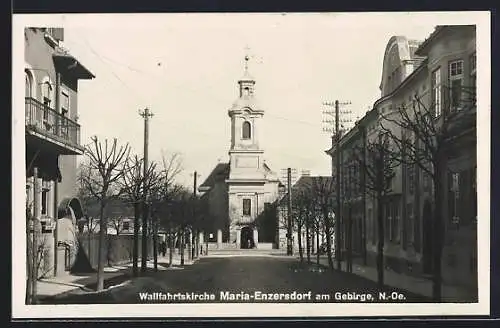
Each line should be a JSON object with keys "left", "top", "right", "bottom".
{"left": 25, "top": 97, "right": 81, "bottom": 150}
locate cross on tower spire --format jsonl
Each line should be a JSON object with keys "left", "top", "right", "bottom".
{"left": 244, "top": 45, "right": 251, "bottom": 72}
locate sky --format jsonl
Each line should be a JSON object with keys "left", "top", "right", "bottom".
{"left": 20, "top": 12, "right": 481, "bottom": 189}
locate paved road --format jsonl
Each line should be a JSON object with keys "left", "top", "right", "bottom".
{"left": 42, "top": 255, "right": 431, "bottom": 304}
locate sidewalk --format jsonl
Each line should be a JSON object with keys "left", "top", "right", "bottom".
{"left": 37, "top": 254, "right": 200, "bottom": 300}
{"left": 315, "top": 256, "right": 476, "bottom": 302}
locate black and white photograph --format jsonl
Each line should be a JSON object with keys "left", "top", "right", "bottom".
{"left": 12, "top": 11, "right": 490, "bottom": 318}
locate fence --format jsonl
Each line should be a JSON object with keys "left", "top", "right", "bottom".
{"left": 78, "top": 233, "right": 154, "bottom": 269}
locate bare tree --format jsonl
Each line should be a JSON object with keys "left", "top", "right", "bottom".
{"left": 119, "top": 155, "right": 160, "bottom": 276}
{"left": 380, "top": 85, "right": 476, "bottom": 301}
{"left": 148, "top": 166, "right": 178, "bottom": 271}
{"left": 78, "top": 136, "right": 130, "bottom": 291}
{"left": 157, "top": 151, "right": 184, "bottom": 266}
{"left": 168, "top": 187, "right": 196, "bottom": 266}
{"left": 311, "top": 177, "right": 336, "bottom": 270}
{"left": 351, "top": 132, "right": 397, "bottom": 288}
{"left": 291, "top": 183, "right": 315, "bottom": 263}
{"left": 108, "top": 216, "right": 126, "bottom": 236}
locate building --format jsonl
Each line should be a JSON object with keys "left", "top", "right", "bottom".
{"left": 25, "top": 27, "right": 94, "bottom": 277}
{"left": 198, "top": 56, "right": 281, "bottom": 249}
{"left": 326, "top": 25, "right": 477, "bottom": 293}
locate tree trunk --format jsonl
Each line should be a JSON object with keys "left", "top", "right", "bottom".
{"left": 187, "top": 229, "right": 192, "bottom": 261}
{"left": 306, "top": 217, "right": 311, "bottom": 264}
{"left": 316, "top": 226, "right": 320, "bottom": 265}
{"left": 180, "top": 229, "right": 185, "bottom": 266}
{"left": 325, "top": 218, "right": 334, "bottom": 270}
{"left": 97, "top": 202, "right": 105, "bottom": 291}
{"left": 376, "top": 193, "right": 385, "bottom": 289}
{"left": 194, "top": 229, "right": 199, "bottom": 259}
{"left": 297, "top": 222, "right": 304, "bottom": 262}
{"left": 88, "top": 227, "right": 92, "bottom": 267}
{"left": 133, "top": 203, "right": 140, "bottom": 277}
{"left": 168, "top": 224, "right": 174, "bottom": 267}
{"left": 141, "top": 202, "right": 148, "bottom": 273}
{"left": 153, "top": 215, "right": 158, "bottom": 272}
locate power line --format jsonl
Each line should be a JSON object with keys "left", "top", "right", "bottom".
{"left": 64, "top": 37, "right": 324, "bottom": 129}
{"left": 63, "top": 35, "right": 329, "bottom": 163}
{"left": 76, "top": 33, "right": 146, "bottom": 104}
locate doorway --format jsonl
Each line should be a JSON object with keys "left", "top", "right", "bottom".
{"left": 240, "top": 226, "right": 254, "bottom": 249}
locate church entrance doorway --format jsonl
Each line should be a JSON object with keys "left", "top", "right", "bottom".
{"left": 240, "top": 226, "right": 254, "bottom": 249}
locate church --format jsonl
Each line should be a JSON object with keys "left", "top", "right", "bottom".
{"left": 198, "top": 55, "right": 282, "bottom": 249}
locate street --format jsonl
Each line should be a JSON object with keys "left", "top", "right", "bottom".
{"left": 42, "top": 255, "right": 431, "bottom": 304}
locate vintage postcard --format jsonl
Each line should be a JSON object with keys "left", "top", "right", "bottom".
{"left": 12, "top": 11, "right": 490, "bottom": 318}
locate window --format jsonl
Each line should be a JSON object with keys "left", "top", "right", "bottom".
{"left": 368, "top": 208, "right": 375, "bottom": 245}
{"left": 123, "top": 221, "right": 130, "bottom": 231}
{"left": 431, "top": 68, "right": 441, "bottom": 117}
{"left": 243, "top": 198, "right": 251, "bottom": 216}
{"left": 470, "top": 53, "right": 476, "bottom": 74}
{"left": 25, "top": 71, "right": 32, "bottom": 98}
{"left": 243, "top": 87, "right": 250, "bottom": 96}
{"left": 387, "top": 201, "right": 400, "bottom": 243}
{"left": 407, "top": 203, "right": 414, "bottom": 244}
{"left": 408, "top": 163, "right": 415, "bottom": 195}
{"left": 41, "top": 81, "right": 52, "bottom": 123}
{"left": 61, "top": 89, "right": 70, "bottom": 116}
{"left": 41, "top": 189, "right": 48, "bottom": 215}
{"left": 423, "top": 171, "right": 430, "bottom": 192}
{"left": 470, "top": 52, "right": 476, "bottom": 89}
{"left": 42, "top": 81, "right": 52, "bottom": 107}
{"left": 242, "top": 121, "right": 251, "bottom": 139}
{"left": 449, "top": 60, "right": 464, "bottom": 111}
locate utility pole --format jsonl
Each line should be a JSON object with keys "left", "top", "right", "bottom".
{"left": 287, "top": 168, "right": 293, "bottom": 256}
{"left": 323, "top": 100, "right": 351, "bottom": 271}
{"left": 140, "top": 107, "right": 153, "bottom": 273}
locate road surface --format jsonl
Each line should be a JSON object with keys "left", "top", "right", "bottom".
{"left": 41, "top": 255, "right": 431, "bottom": 304}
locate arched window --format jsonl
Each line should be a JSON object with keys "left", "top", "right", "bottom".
{"left": 242, "top": 121, "right": 251, "bottom": 139}
{"left": 25, "top": 70, "right": 32, "bottom": 98}
{"left": 244, "top": 87, "right": 250, "bottom": 96}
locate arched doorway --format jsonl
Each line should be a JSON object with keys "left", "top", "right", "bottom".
{"left": 241, "top": 226, "right": 254, "bottom": 249}
{"left": 422, "top": 200, "right": 433, "bottom": 274}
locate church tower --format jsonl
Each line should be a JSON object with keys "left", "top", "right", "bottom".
{"left": 199, "top": 52, "right": 280, "bottom": 250}
{"left": 225, "top": 53, "right": 278, "bottom": 249}
{"left": 227, "top": 54, "right": 266, "bottom": 181}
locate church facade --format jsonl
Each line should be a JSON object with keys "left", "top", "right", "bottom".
{"left": 199, "top": 58, "right": 281, "bottom": 249}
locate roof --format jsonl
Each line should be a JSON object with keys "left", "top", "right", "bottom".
{"left": 198, "top": 162, "right": 230, "bottom": 190}
{"left": 239, "top": 70, "right": 255, "bottom": 82}
{"left": 277, "top": 175, "right": 335, "bottom": 206}
{"left": 53, "top": 52, "right": 95, "bottom": 79}
{"left": 414, "top": 26, "right": 446, "bottom": 56}
{"left": 229, "top": 95, "right": 263, "bottom": 113}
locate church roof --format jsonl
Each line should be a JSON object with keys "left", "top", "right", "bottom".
{"left": 229, "top": 95, "right": 263, "bottom": 113}
{"left": 198, "top": 162, "right": 230, "bottom": 190}
{"left": 239, "top": 70, "right": 255, "bottom": 82}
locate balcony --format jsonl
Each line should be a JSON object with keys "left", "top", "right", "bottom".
{"left": 25, "top": 97, "right": 84, "bottom": 155}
